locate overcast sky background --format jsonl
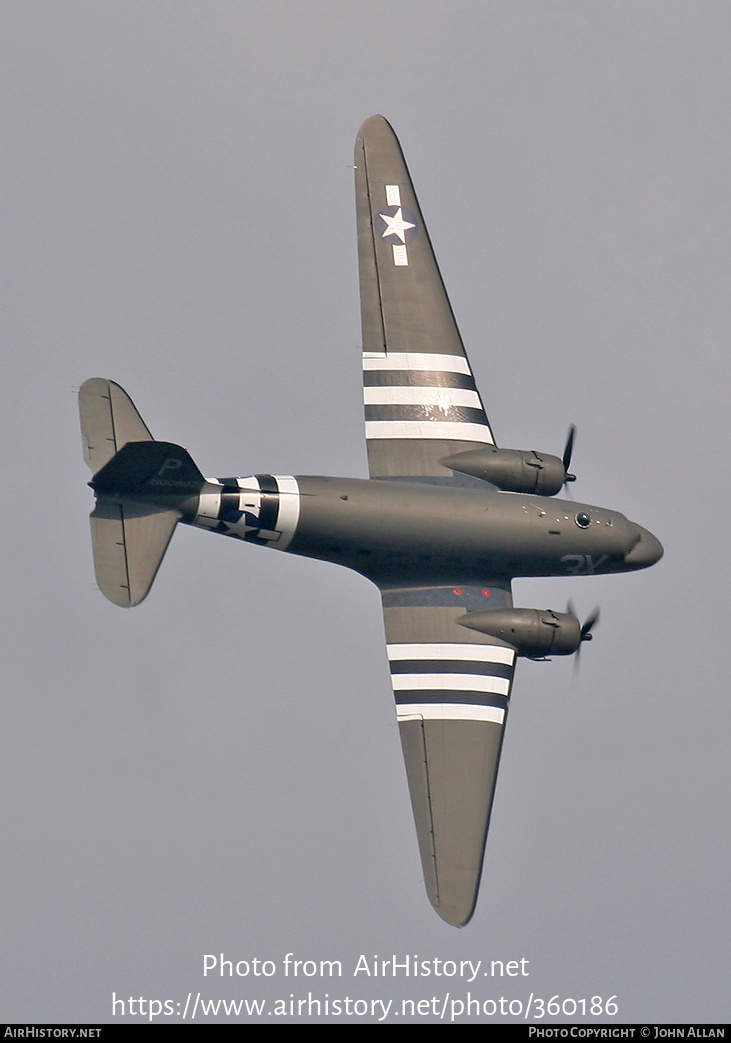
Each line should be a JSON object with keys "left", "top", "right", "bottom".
{"left": 2, "top": 1, "right": 729, "bottom": 1024}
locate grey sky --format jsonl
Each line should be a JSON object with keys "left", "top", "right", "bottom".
{"left": 1, "top": 1, "right": 729, "bottom": 1024}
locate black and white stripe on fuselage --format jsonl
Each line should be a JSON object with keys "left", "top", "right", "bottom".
{"left": 362, "top": 352, "right": 495, "bottom": 444}
{"left": 388, "top": 642, "right": 515, "bottom": 724}
{"left": 193, "top": 474, "right": 300, "bottom": 549}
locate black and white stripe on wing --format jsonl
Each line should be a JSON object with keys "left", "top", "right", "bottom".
{"left": 387, "top": 642, "right": 516, "bottom": 724}
{"left": 362, "top": 352, "right": 495, "bottom": 444}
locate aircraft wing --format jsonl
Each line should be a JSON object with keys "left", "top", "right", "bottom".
{"left": 381, "top": 581, "right": 516, "bottom": 926}
{"left": 355, "top": 115, "right": 496, "bottom": 479}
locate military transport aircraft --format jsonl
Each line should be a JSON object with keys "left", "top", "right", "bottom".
{"left": 78, "top": 116, "right": 662, "bottom": 927}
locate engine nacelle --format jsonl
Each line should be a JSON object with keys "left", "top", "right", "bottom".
{"left": 441, "top": 446, "right": 566, "bottom": 495}
{"left": 457, "top": 608, "right": 582, "bottom": 657}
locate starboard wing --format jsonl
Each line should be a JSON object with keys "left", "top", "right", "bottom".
{"left": 355, "top": 116, "right": 496, "bottom": 479}
{"left": 381, "top": 581, "right": 516, "bottom": 926}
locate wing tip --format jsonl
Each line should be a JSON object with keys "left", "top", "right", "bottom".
{"left": 431, "top": 895, "right": 476, "bottom": 929}
{"left": 356, "top": 113, "right": 397, "bottom": 145}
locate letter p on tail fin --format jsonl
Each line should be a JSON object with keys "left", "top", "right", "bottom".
{"left": 79, "top": 379, "right": 203, "bottom": 607}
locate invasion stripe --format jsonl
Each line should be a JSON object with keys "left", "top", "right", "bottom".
{"left": 366, "top": 420, "right": 493, "bottom": 442}
{"left": 255, "top": 474, "right": 278, "bottom": 533}
{"left": 365, "top": 403, "right": 487, "bottom": 423}
{"left": 362, "top": 352, "right": 472, "bottom": 374}
{"left": 395, "top": 689, "right": 508, "bottom": 708}
{"left": 387, "top": 644, "right": 515, "bottom": 665}
{"left": 195, "top": 483, "right": 222, "bottom": 526}
{"left": 272, "top": 475, "right": 300, "bottom": 551}
{"left": 391, "top": 673, "right": 511, "bottom": 696}
{"left": 396, "top": 704, "right": 506, "bottom": 724}
{"left": 218, "top": 491, "right": 240, "bottom": 519}
{"left": 390, "top": 659, "right": 514, "bottom": 680}
{"left": 363, "top": 387, "right": 483, "bottom": 409}
{"left": 255, "top": 474, "right": 277, "bottom": 493}
{"left": 236, "top": 476, "right": 262, "bottom": 495}
{"left": 364, "top": 370, "right": 478, "bottom": 390}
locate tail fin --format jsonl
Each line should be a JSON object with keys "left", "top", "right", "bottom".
{"left": 79, "top": 380, "right": 203, "bottom": 607}
{"left": 89, "top": 440, "right": 205, "bottom": 500}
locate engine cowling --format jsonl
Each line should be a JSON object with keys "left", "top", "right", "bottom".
{"left": 457, "top": 608, "right": 582, "bottom": 657}
{"left": 441, "top": 446, "right": 567, "bottom": 495}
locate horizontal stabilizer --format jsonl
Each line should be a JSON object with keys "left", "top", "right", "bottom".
{"left": 79, "top": 378, "right": 153, "bottom": 473}
{"left": 90, "top": 499, "right": 179, "bottom": 607}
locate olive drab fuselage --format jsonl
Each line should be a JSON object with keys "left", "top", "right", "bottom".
{"left": 187, "top": 473, "right": 661, "bottom": 584}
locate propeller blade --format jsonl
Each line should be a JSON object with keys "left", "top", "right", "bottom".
{"left": 567, "top": 602, "right": 600, "bottom": 671}
{"left": 563, "top": 423, "right": 577, "bottom": 484}
{"left": 580, "top": 606, "right": 600, "bottom": 641}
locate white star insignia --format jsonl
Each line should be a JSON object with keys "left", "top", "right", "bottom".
{"left": 379, "top": 207, "right": 415, "bottom": 244}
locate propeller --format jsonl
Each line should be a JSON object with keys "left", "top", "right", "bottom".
{"left": 562, "top": 423, "right": 577, "bottom": 486}
{"left": 568, "top": 600, "right": 600, "bottom": 670}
